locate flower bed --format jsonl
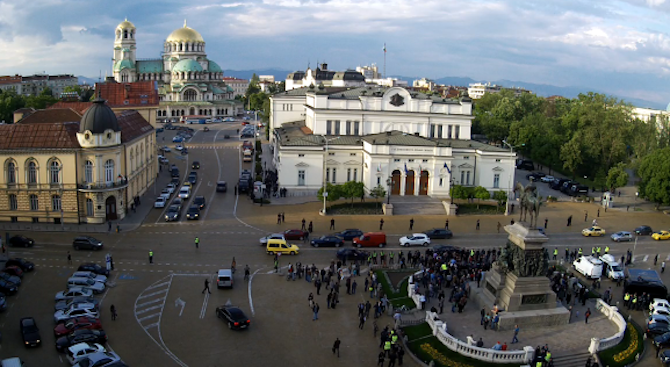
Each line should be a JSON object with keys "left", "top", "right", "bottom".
{"left": 598, "top": 322, "right": 643, "bottom": 366}
{"left": 375, "top": 269, "right": 415, "bottom": 309}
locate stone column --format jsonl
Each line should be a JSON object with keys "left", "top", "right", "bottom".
{"left": 414, "top": 172, "right": 421, "bottom": 196}
{"left": 399, "top": 173, "right": 406, "bottom": 196}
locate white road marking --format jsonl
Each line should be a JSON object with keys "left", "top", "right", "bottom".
{"left": 138, "top": 313, "right": 161, "bottom": 322}
{"left": 248, "top": 268, "right": 264, "bottom": 316}
{"left": 136, "top": 305, "right": 163, "bottom": 315}
{"left": 644, "top": 255, "right": 649, "bottom": 262}
{"left": 136, "top": 298, "right": 164, "bottom": 308}
{"left": 137, "top": 289, "right": 169, "bottom": 300}
{"left": 175, "top": 297, "right": 186, "bottom": 317}
{"left": 146, "top": 281, "right": 171, "bottom": 290}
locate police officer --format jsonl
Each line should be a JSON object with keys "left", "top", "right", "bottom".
{"left": 553, "top": 248, "right": 558, "bottom": 260}
{"left": 148, "top": 250, "right": 153, "bottom": 264}
{"left": 389, "top": 251, "right": 394, "bottom": 265}
{"left": 596, "top": 246, "right": 601, "bottom": 257}
{"left": 195, "top": 237, "right": 200, "bottom": 249}
{"left": 604, "top": 246, "right": 609, "bottom": 254}
{"left": 578, "top": 247, "right": 583, "bottom": 257}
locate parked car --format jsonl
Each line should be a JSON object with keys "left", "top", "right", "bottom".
{"left": 423, "top": 228, "right": 453, "bottom": 239}
{"left": 216, "top": 305, "right": 250, "bottom": 330}
{"left": 611, "top": 231, "right": 633, "bottom": 242}
{"left": 154, "top": 197, "right": 167, "bottom": 208}
{"left": 582, "top": 226, "right": 606, "bottom": 237}
{"left": 55, "top": 329, "right": 107, "bottom": 353}
{"left": 647, "top": 322, "right": 670, "bottom": 337}
{"left": 335, "top": 229, "right": 364, "bottom": 241}
{"left": 310, "top": 236, "right": 344, "bottom": 248}
{"left": 2, "top": 266, "right": 23, "bottom": 278}
{"left": 71, "top": 271, "right": 107, "bottom": 284}
{"left": 54, "top": 305, "right": 100, "bottom": 324}
{"left": 66, "top": 342, "right": 106, "bottom": 365}
{"left": 66, "top": 277, "right": 105, "bottom": 294}
{"left": 525, "top": 172, "right": 546, "bottom": 181}
{"left": 635, "top": 225, "right": 654, "bottom": 236}
{"left": 5, "top": 258, "right": 34, "bottom": 272}
{"left": 77, "top": 264, "right": 109, "bottom": 276}
{"left": 283, "top": 229, "right": 308, "bottom": 240}
{"left": 193, "top": 196, "right": 206, "bottom": 209}
{"left": 72, "top": 237, "right": 103, "bottom": 251}
{"left": 650, "top": 315, "right": 670, "bottom": 327}
{"left": 54, "top": 317, "right": 103, "bottom": 338}
{"left": 172, "top": 136, "right": 184, "bottom": 143}
{"left": 186, "top": 205, "right": 200, "bottom": 220}
{"left": 540, "top": 175, "right": 555, "bottom": 183}
{"left": 259, "top": 233, "right": 285, "bottom": 246}
{"left": 55, "top": 288, "right": 94, "bottom": 302}
{"left": 336, "top": 249, "right": 369, "bottom": 262}
{"left": 0, "top": 293, "right": 7, "bottom": 312}
{"left": 55, "top": 297, "right": 100, "bottom": 312}
{"left": 399, "top": 233, "right": 431, "bottom": 247}
{"left": 72, "top": 351, "right": 121, "bottom": 367}
{"left": 660, "top": 349, "right": 670, "bottom": 366}
{"left": 20, "top": 317, "right": 41, "bottom": 347}
{"left": 652, "top": 231, "right": 670, "bottom": 241}
{"left": 0, "top": 273, "right": 21, "bottom": 287}
{"left": 8, "top": 235, "right": 34, "bottom": 248}
{"left": 0, "top": 279, "right": 17, "bottom": 295}
{"left": 651, "top": 299, "right": 670, "bottom": 312}
{"left": 653, "top": 307, "right": 670, "bottom": 318}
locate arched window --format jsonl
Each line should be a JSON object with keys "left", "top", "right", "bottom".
{"left": 124, "top": 30, "right": 128, "bottom": 39}
{"left": 29, "top": 194, "right": 38, "bottom": 211}
{"left": 6, "top": 160, "right": 16, "bottom": 184}
{"left": 184, "top": 89, "right": 197, "bottom": 101}
{"left": 85, "top": 160, "right": 93, "bottom": 183}
{"left": 49, "top": 160, "right": 61, "bottom": 184}
{"left": 27, "top": 161, "right": 37, "bottom": 184}
{"left": 8, "top": 194, "right": 17, "bottom": 210}
{"left": 52, "top": 195, "right": 61, "bottom": 211}
{"left": 86, "top": 198, "right": 94, "bottom": 217}
{"left": 104, "top": 159, "right": 114, "bottom": 183}
{"left": 116, "top": 30, "right": 120, "bottom": 40}
{"left": 135, "top": 147, "right": 140, "bottom": 168}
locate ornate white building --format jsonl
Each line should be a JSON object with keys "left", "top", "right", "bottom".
{"left": 270, "top": 85, "right": 516, "bottom": 198}
{"left": 112, "top": 19, "right": 242, "bottom": 121}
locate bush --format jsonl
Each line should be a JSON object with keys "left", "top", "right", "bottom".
{"left": 328, "top": 202, "right": 382, "bottom": 215}
{"left": 255, "top": 162, "right": 262, "bottom": 174}
{"left": 455, "top": 203, "right": 500, "bottom": 215}
{"left": 598, "top": 322, "right": 643, "bottom": 366}
{"left": 547, "top": 195, "right": 558, "bottom": 202}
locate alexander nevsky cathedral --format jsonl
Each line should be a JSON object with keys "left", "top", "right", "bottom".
{"left": 112, "top": 19, "right": 242, "bottom": 121}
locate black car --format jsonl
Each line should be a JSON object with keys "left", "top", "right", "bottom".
{"left": 635, "top": 225, "right": 654, "bottom": 236}
{"left": 20, "top": 317, "right": 41, "bottom": 347}
{"left": 72, "top": 236, "right": 103, "bottom": 251}
{"left": 186, "top": 205, "right": 200, "bottom": 220}
{"left": 0, "top": 293, "right": 6, "bottom": 312}
{"left": 165, "top": 205, "right": 181, "bottom": 222}
{"left": 661, "top": 349, "right": 670, "bottom": 366}
{"left": 216, "top": 181, "right": 227, "bottom": 192}
{"left": 655, "top": 332, "right": 670, "bottom": 348}
{"left": 8, "top": 235, "right": 34, "bottom": 248}
{"left": 78, "top": 263, "right": 109, "bottom": 276}
{"left": 0, "top": 279, "right": 18, "bottom": 295}
{"left": 193, "top": 196, "right": 206, "bottom": 209}
{"left": 525, "top": 172, "right": 546, "bottom": 181}
{"left": 335, "top": 229, "right": 363, "bottom": 241}
{"left": 647, "top": 323, "right": 670, "bottom": 338}
{"left": 0, "top": 273, "right": 20, "bottom": 287}
{"left": 550, "top": 178, "right": 571, "bottom": 190}
{"left": 336, "top": 248, "right": 369, "bottom": 261}
{"left": 423, "top": 228, "right": 453, "bottom": 239}
{"left": 188, "top": 172, "right": 197, "bottom": 184}
{"left": 6, "top": 258, "right": 34, "bottom": 272}
{"left": 171, "top": 177, "right": 181, "bottom": 185}
{"left": 310, "top": 236, "right": 344, "bottom": 248}
{"left": 192, "top": 161, "right": 200, "bottom": 169}
{"left": 516, "top": 159, "right": 534, "bottom": 170}
{"left": 55, "top": 329, "right": 107, "bottom": 352}
{"left": 216, "top": 305, "right": 250, "bottom": 330}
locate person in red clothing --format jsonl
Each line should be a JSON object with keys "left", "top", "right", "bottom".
{"left": 501, "top": 342, "right": 508, "bottom": 351}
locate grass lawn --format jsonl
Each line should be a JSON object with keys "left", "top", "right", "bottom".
{"left": 456, "top": 203, "right": 502, "bottom": 215}
{"left": 375, "top": 270, "right": 416, "bottom": 309}
{"left": 329, "top": 202, "right": 383, "bottom": 215}
{"left": 403, "top": 324, "right": 519, "bottom": 367}
{"left": 598, "top": 322, "right": 644, "bottom": 366}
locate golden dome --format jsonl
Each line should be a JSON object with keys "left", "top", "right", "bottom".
{"left": 117, "top": 18, "right": 135, "bottom": 29}
{"left": 166, "top": 20, "right": 204, "bottom": 42}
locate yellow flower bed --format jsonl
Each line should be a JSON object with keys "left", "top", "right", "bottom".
{"left": 421, "top": 343, "right": 475, "bottom": 367}
{"left": 612, "top": 323, "right": 639, "bottom": 363}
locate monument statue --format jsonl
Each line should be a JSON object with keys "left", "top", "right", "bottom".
{"left": 497, "top": 242, "right": 549, "bottom": 277}
{"left": 515, "top": 182, "right": 541, "bottom": 227}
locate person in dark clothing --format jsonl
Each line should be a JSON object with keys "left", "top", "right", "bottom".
{"left": 445, "top": 220, "right": 449, "bottom": 229}
{"left": 397, "top": 347, "right": 405, "bottom": 365}
{"left": 380, "top": 219, "right": 384, "bottom": 230}
{"left": 202, "top": 279, "right": 211, "bottom": 294}
{"left": 301, "top": 218, "right": 306, "bottom": 230}
{"left": 330, "top": 218, "right": 335, "bottom": 230}
{"left": 308, "top": 221, "right": 313, "bottom": 233}
{"left": 567, "top": 215, "right": 572, "bottom": 227}
{"left": 359, "top": 314, "right": 366, "bottom": 329}
{"left": 476, "top": 219, "right": 480, "bottom": 230}
{"left": 110, "top": 304, "right": 117, "bottom": 321}
{"left": 332, "top": 338, "right": 341, "bottom": 357}
{"left": 409, "top": 218, "right": 414, "bottom": 230}
{"left": 377, "top": 352, "right": 385, "bottom": 367}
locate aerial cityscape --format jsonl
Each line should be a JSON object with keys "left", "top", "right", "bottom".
{"left": 0, "top": 1, "right": 669, "bottom": 366}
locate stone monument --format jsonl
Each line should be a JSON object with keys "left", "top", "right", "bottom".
{"left": 477, "top": 183, "right": 570, "bottom": 330}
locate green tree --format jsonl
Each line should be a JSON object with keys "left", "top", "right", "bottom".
{"left": 606, "top": 163, "right": 629, "bottom": 192}
{"left": 40, "top": 87, "right": 53, "bottom": 97}
{"left": 317, "top": 183, "right": 342, "bottom": 204}
{"left": 369, "top": 185, "right": 386, "bottom": 209}
{"left": 0, "top": 90, "right": 25, "bottom": 123}
{"left": 560, "top": 136, "right": 584, "bottom": 179}
{"left": 341, "top": 181, "right": 365, "bottom": 207}
{"left": 449, "top": 185, "right": 470, "bottom": 200}
{"left": 493, "top": 190, "right": 508, "bottom": 206}
{"left": 249, "top": 92, "right": 268, "bottom": 111}
{"left": 473, "top": 186, "right": 491, "bottom": 208}
{"left": 637, "top": 147, "right": 670, "bottom": 209}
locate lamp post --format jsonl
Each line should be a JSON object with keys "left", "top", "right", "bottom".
{"left": 635, "top": 191, "right": 639, "bottom": 211}
{"left": 502, "top": 140, "right": 515, "bottom": 216}
{"left": 386, "top": 177, "right": 392, "bottom": 204}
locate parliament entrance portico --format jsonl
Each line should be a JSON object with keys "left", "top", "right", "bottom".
{"left": 388, "top": 169, "right": 431, "bottom": 196}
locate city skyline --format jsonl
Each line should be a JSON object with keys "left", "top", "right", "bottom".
{"left": 1, "top": 0, "right": 670, "bottom": 106}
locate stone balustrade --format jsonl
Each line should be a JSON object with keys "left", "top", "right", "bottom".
{"left": 588, "top": 299, "right": 627, "bottom": 354}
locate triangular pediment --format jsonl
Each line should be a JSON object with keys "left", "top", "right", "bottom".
{"left": 492, "top": 166, "right": 504, "bottom": 172}
{"left": 295, "top": 162, "right": 310, "bottom": 167}
{"left": 326, "top": 159, "right": 340, "bottom": 165}
{"left": 458, "top": 163, "right": 474, "bottom": 169}
{"left": 343, "top": 160, "right": 359, "bottom": 165}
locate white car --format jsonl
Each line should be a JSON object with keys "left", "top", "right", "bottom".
{"left": 159, "top": 189, "right": 171, "bottom": 200}
{"left": 71, "top": 271, "right": 107, "bottom": 284}
{"left": 54, "top": 305, "right": 100, "bottom": 323}
{"left": 55, "top": 288, "right": 94, "bottom": 302}
{"left": 73, "top": 351, "right": 122, "bottom": 367}
{"left": 66, "top": 277, "right": 105, "bottom": 294}
{"left": 175, "top": 144, "right": 184, "bottom": 151}
{"left": 154, "top": 197, "right": 167, "bottom": 208}
{"left": 178, "top": 186, "right": 191, "bottom": 199}
{"left": 166, "top": 183, "right": 177, "bottom": 194}
{"left": 162, "top": 146, "right": 171, "bottom": 152}
{"left": 540, "top": 175, "right": 555, "bottom": 183}
{"left": 652, "top": 306, "right": 670, "bottom": 318}
{"left": 399, "top": 233, "right": 431, "bottom": 247}
{"left": 67, "top": 342, "right": 107, "bottom": 365}
{"left": 260, "top": 233, "right": 286, "bottom": 246}
{"left": 651, "top": 298, "right": 670, "bottom": 312}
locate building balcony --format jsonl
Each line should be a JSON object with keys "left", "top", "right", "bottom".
{"left": 2, "top": 183, "right": 77, "bottom": 191}
{"left": 77, "top": 178, "right": 129, "bottom": 193}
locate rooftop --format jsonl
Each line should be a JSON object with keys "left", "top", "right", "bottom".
{"left": 273, "top": 85, "right": 465, "bottom": 104}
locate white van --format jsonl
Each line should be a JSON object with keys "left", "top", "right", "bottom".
{"left": 573, "top": 256, "right": 603, "bottom": 280}
{"left": 217, "top": 269, "right": 233, "bottom": 288}
{"left": 1, "top": 357, "right": 24, "bottom": 367}
{"left": 599, "top": 254, "right": 624, "bottom": 280}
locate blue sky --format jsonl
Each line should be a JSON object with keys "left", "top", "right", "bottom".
{"left": 2, "top": 0, "right": 670, "bottom": 106}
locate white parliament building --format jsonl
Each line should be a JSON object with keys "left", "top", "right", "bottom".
{"left": 270, "top": 84, "right": 516, "bottom": 198}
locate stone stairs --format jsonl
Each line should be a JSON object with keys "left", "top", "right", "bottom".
{"left": 390, "top": 196, "right": 447, "bottom": 216}
{"left": 551, "top": 351, "right": 592, "bottom": 367}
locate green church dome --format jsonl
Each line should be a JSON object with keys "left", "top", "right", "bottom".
{"left": 114, "top": 59, "right": 135, "bottom": 72}
{"left": 208, "top": 60, "right": 223, "bottom": 73}
{"left": 173, "top": 59, "right": 204, "bottom": 73}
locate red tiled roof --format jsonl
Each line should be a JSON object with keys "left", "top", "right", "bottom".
{"left": 48, "top": 101, "right": 93, "bottom": 115}
{"left": 18, "top": 109, "right": 82, "bottom": 124}
{"left": 117, "top": 110, "right": 154, "bottom": 143}
{"left": 0, "top": 122, "right": 80, "bottom": 149}
{"left": 96, "top": 81, "right": 159, "bottom": 108}
{"left": 0, "top": 76, "right": 21, "bottom": 85}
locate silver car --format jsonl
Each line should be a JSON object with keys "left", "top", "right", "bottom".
{"left": 66, "top": 277, "right": 105, "bottom": 294}
{"left": 54, "top": 304, "right": 99, "bottom": 323}
{"left": 71, "top": 271, "right": 107, "bottom": 284}
{"left": 73, "top": 351, "right": 121, "bottom": 367}
{"left": 55, "top": 288, "right": 94, "bottom": 302}
{"left": 259, "top": 233, "right": 285, "bottom": 246}
{"left": 55, "top": 297, "right": 100, "bottom": 312}
{"left": 611, "top": 231, "right": 633, "bottom": 242}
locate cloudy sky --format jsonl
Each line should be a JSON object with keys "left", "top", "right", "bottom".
{"left": 2, "top": 0, "right": 670, "bottom": 106}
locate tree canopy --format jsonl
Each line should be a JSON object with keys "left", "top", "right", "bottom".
{"left": 638, "top": 147, "right": 670, "bottom": 208}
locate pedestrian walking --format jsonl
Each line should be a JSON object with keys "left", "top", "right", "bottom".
{"left": 202, "top": 278, "right": 211, "bottom": 294}
{"left": 330, "top": 218, "right": 335, "bottom": 230}
{"left": 277, "top": 213, "right": 281, "bottom": 224}
{"left": 445, "top": 219, "right": 449, "bottom": 230}
{"left": 476, "top": 219, "right": 480, "bottom": 230}
{"left": 107, "top": 221, "right": 112, "bottom": 232}
{"left": 281, "top": 212, "right": 285, "bottom": 223}
{"left": 195, "top": 237, "right": 200, "bottom": 249}
{"left": 244, "top": 265, "right": 250, "bottom": 280}
{"left": 380, "top": 219, "right": 384, "bottom": 230}
{"left": 655, "top": 254, "right": 659, "bottom": 266}
{"left": 359, "top": 314, "right": 366, "bottom": 329}
{"left": 377, "top": 351, "right": 385, "bottom": 367}
{"left": 308, "top": 221, "right": 313, "bottom": 233}
{"left": 312, "top": 303, "right": 320, "bottom": 321}
{"left": 409, "top": 218, "right": 414, "bottom": 231}
{"left": 497, "top": 222, "right": 501, "bottom": 233}
{"left": 332, "top": 338, "right": 341, "bottom": 357}
{"left": 110, "top": 304, "right": 117, "bottom": 321}
{"left": 234, "top": 185, "right": 238, "bottom": 195}
{"left": 567, "top": 215, "right": 572, "bottom": 227}
{"left": 148, "top": 250, "right": 153, "bottom": 264}
{"left": 301, "top": 218, "right": 306, "bottom": 230}
{"left": 544, "top": 218, "right": 548, "bottom": 229}
{"left": 584, "top": 211, "right": 588, "bottom": 222}
{"left": 512, "top": 324, "right": 519, "bottom": 343}
{"left": 585, "top": 308, "right": 591, "bottom": 324}
{"left": 67, "top": 251, "right": 72, "bottom": 265}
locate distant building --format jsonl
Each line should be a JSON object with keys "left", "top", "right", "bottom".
{"left": 369, "top": 78, "right": 408, "bottom": 87}
{"left": 259, "top": 75, "right": 275, "bottom": 83}
{"left": 413, "top": 78, "right": 437, "bottom": 91}
{"left": 356, "top": 64, "right": 381, "bottom": 80}
{"left": 467, "top": 82, "right": 531, "bottom": 99}
{"left": 0, "top": 74, "right": 78, "bottom": 97}
{"left": 632, "top": 106, "right": 670, "bottom": 131}
{"left": 285, "top": 63, "right": 366, "bottom": 91}
{"left": 222, "top": 77, "right": 249, "bottom": 98}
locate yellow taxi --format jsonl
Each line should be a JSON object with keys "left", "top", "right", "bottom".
{"left": 582, "top": 226, "right": 606, "bottom": 237}
{"left": 652, "top": 230, "right": 670, "bottom": 241}
{"left": 266, "top": 239, "right": 300, "bottom": 255}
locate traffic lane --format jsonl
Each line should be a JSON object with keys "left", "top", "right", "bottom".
{"left": 516, "top": 172, "right": 572, "bottom": 200}
{"left": 186, "top": 140, "right": 225, "bottom": 222}
{"left": 203, "top": 144, "right": 243, "bottom": 221}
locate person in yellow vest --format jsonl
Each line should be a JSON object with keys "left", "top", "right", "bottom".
{"left": 535, "top": 361, "right": 543, "bottom": 367}
{"left": 373, "top": 251, "right": 378, "bottom": 264}
{"left": 604, "top": 246, "right": 609, "bottom": 254}
{"left": 391, "top": 333, "right": 398, "bottom": 345}
{"left": 578, "top": 248, "right": 583, "bottom": 256}
{"left": 591, "top": 247, "right": 595, "bottom": 256}
{"left": 389, "top": 251, "right": 394, "bottom": 266}
{"left": 596, "top": 247, "right": 601, "bottom": 256}
{"left": 553, "top": 248, "right": 558, "bottom": 260}
{"left": 624, "top": 293, "right": 631, "bottom": 309}
{"left": 470, "top": 249, "right": 475, "bottom": 257}
{"left": 441, "top": 263, "right": 447, "bottom": 272}
{"left": 631, "top": 295, "right": 637, "bottom": 310}
{"left": 545, "top": 351, "right": 552, "bottom": 363}
{"left": 384, "top": 340, "right": 392, "bottom": 356}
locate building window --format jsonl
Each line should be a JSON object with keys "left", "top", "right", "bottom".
{"left": 422, "top": 159, "right": 428, "bottom": 163}
{"left": 346, "top": 121, "right": 351, "bottom": 135}
{"left": 460, "top": 171, "right": 465, "bottom": 185}
{"left": 495, "top": 159, "right": 501, "bottom": 162}
{"left": 354, "top": 121, "right": 360, "bottom": 135}
{"left": 8, "top": 194, "right": 17, "bottom": 210}
{"left": 326, "top": 168, "right": 330, "bottom": 182}
{"left": 430, "top": 125, "right": 435, "bottom": 138}
{"left": 334, "top": 121, "right": 340, "bottom": 135}
{"left": 49, "top": 160, "right": 61, "bottom": 184}
{"left": 328, "top": 153, "right": 335, "bottom": 156}
{"left": 350, "top": 153, "right": 356, "bottom": 156}
{"left": 29, "top": 194, "right": 39, "bottom": 211}
{"left": 27, "top": 161, "right": 37, "bottom": 184}
{"left": 105, "top": 160, "right": 115, "bottom": 183}
{"left": 466, "top": 171, "right": 471, "bottom": 185}
{"left": 439, "top": 178, "right": 443, "bottom": 187}
{"left": 493, "top": 174, "right": 500, "bottom": 188}
{"left": 332, "top": 168, "right": 337, "bottom": 183}
{"left": 447, "top": 125, "right": 452, "bottom": 139}
{"left": 298, "top": 154, "right": 305, "bottom": 157}
{"left": 86, "top": 198, "right": 94, "bottom": 217}
{"left": 326, "top": 120, "right": 332, "bottom": 135}
{"left": 394, "top": 159, "right": 400, "bottom": 162}
{"left": 353, "top": 169, "right": 358, "bottom": 181}
{"left": 52, "top": 195, "right": 62, "bottom": 211}
{"left": 437, "top": 125, "right": 443, "bottom": 138}
{"left": 455, "top": 125, "right": 460, "bottom": 139}
{"left": 408, "top": 159, "right": 414, "bottom": 162}
{"left": 6, "top": 161, "right": 16, "bottom": 184}
{"left": 298, "top": 170, "right": 305, "bottom": 186}
{"left": 463, "top": 156, "right": 470, "bottom": 160}
{"left": 347, "top": 168, "right": 351, "bottom": 182}
{"left": 377, "top": 177, "right": 381, "bottom": 185}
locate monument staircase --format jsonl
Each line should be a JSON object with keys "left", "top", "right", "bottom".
{"left": 551, "top": 350, "right": 592, "bottom": 367}
{"left": 389, "top": 195, "right": 446, "bottom": 215}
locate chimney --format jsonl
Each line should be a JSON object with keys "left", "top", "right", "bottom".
{"left": 321, "top": 63, "right": 328, "bottom": 70}
{"left": 105, "top": 76, "right": 116, "bottom": 83}
{"left": 386, "top": 131, "right": 392, "bottom": 136}
{"left": 414, "top": 132, "right": 420, "bottom": 137}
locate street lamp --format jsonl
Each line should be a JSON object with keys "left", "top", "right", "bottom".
{"left": 501, "top": 140, "right": 515, "bottom": 216}
{"left": 386, "top": 177, "right": 392, "bottom": 204}
{"left": 635, "top": 191, "right": 639, "bottom": 210}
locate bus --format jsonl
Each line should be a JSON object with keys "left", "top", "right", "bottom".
{"left": 179, "top": 115, "right": 211, "bottom": 124}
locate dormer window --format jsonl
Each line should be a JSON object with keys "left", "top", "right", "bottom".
{"left": 107, "top": 133, "right": 112, "bottom": 140}
{"left": 84, "top": 133, "right": 90, "bottom": 140}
